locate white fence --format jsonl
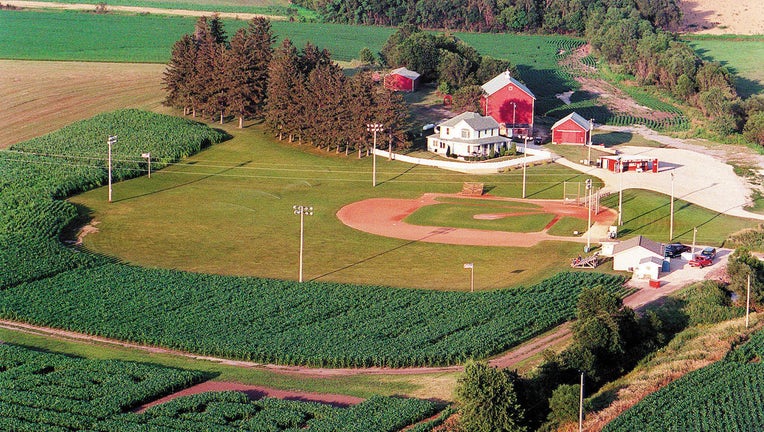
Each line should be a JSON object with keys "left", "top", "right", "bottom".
{"left": 374, "top": 147, "right": 554, "bottom": 174}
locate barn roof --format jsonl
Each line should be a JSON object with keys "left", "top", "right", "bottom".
{"left": 439, "top": 112, "right": 499, "bottom": 131}
{"left": 481, "top": 71, "right": 536, "bottom": 100}
{"left": 389, "top": 67, "right": 420, "bottom": 80}
{"left": 613, "top": 235, "right": 664, "bottom": 256}
{"left": 551, "top": 112, "right": 591, "bottom": 131}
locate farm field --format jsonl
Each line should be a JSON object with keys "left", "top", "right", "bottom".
{"left": 604, "top": 327, "right": 764, "bottom": 431}
{"left": 18, "top": 0, "right": 309, "bottom": 17}
{"left": 685, "top": 36, "right": 764, "bottom": 99}
{"left": 0, "top": 343, "right": 440, "bottom": 431}
{"left": 0, "top": 60, "right": 167, "bottom": 148}
{"left": 0, "top": 326, "right": 454, "bottom": 400}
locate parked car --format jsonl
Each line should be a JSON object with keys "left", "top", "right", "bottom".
{"left": 689, "top": 256, "right": 713, "bottom": 268}
{"left": 664, "top": 243, "right": 691, "bottom": 258}
{"left": 700, "top": 247, "right": 717, "bottom": 260}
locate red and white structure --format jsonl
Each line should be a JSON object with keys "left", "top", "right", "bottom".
{"left": 599, "top": 155, "right": 659, "bottom": 173}
{"left": 383, "top": 67, "right": 420, "bottom": 92}
{"left": 551, "top": 112, "right": 591, "bottom": 145}
{"left": 481, "top": 71, "right": 536, "bottom": 137}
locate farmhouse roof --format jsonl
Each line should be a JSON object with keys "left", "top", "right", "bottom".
{"left": 613, "top": 235, "right": 663, "bottom": 256}
{"left": 551, "top": 112, "right": 591, "bottom": 131}
{"left": 481, "top": 70, "right": 536, "bottom": 100}
{"left": 389, "top": 67, "right": 420, "bottom": 80}
{"left": 439, "top": 112, "right": 499, "bottom": 131}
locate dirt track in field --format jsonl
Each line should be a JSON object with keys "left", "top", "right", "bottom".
{"left": 3, "top": 1, "right": 286, "bottom": 20}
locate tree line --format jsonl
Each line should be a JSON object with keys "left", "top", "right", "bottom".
{"left": 163, "top": 16, "right": 410, "bottom": 155}
{"left": 588, "top": 6, "right": 762, "bottom": 140}
{"left": 292, "top": 0, "right": 681, "bottom": 34}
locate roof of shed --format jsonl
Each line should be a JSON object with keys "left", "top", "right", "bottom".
{"left": 551, "top": 112, "right": 591, "bottom": 131}
{"left": 613, "top": 235, "right": 664, "bottom": 256}
{"left": 389, "top": 67, "right": 420, "bottom": 80}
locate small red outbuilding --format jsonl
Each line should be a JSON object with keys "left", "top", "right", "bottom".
{"left": 551, "top": 112, "right": 592, "bottom": 145}
{"left": 383, "top": 67, "right": 420, "bottom": 92}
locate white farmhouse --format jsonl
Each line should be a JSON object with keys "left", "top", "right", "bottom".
{"left": 612, "top": 235, "right": 666, "bottom": 279}
{"left": 427, "top": 112, "right": 512, "bottom": 158}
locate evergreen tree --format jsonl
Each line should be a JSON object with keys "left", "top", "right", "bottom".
{"left": 226, "top": 17, "right": 275, "bottom": 128}
{"left": 162, "top": 34, "right": 197, "bottom": 115}
{"left": 265, "top": 39, "right": 302, "bottom": 141}
{"left": 303, "top": 63, "right": 347, "bottom": 150}
{"left": 346, "top": 72, "right": 379, "bottom": 155}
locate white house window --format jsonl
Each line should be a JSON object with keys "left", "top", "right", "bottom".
{"left": 461, "top": 129, "right": 470, "bottom": 139}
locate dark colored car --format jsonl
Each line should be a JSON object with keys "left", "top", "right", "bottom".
{"left": 689, "top": 256, "right": 713, "bottom": 268}
{"left": 701, "top": 247, "right": 717, "bottom": 260}
{"left": 664, "top": 243, "right": 691, "bottom": 258}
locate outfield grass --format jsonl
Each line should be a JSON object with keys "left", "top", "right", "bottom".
{"left": 546, "top": 217, "right": 586, "bottom": 237}
{"left": 601, "top": 189, "right": 759, "bottom": 246}
{"left": 69, "top": 122, "right": 600, "bottom": 290}
{"left": 685, "top": 36, "right": 764, "bottom": 99}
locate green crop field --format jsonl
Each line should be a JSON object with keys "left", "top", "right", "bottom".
{"left": 686, "top": 36, "right": 764, "bottom": 99}
{"left": 0, "top": 344, "right": 440, "bottom": 431}
{"left": 604, "top": 328, "right": 764, "bottom": 431}
{"left": 25, "top": 0, "right": 317, "bottom": 18}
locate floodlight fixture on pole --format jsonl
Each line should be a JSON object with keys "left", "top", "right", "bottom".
{"left": 367, "top": 123, "right": 384, "bottom": 187}
{"left": 585, "top": 178, "right": 592, "bottom": 253}
{"left": 579, "top": 371, "right": 584, "bottom": 432}
{"left": 522, "top": 137, "right": 529, "bottom": 199}
{"left": 669, "top": 172, "right": 675, "bottom": 241}
{"left": 464, "top": 263, "right": 474, "bottom": 293}
{"left": 617, "top": 156, "right": 623, "bottom": 226}
{"left": 107, "top": 135, "right": 117, "bottom": 203}
{"left": 141, "top": 152, "right": 151, "bottom": 179}
{"left": 293, "top": 205, "right": 314, "bottom": 283}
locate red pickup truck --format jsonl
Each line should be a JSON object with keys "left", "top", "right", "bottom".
{"left": 689, "top": 256, "right": 713, "bottom": 268}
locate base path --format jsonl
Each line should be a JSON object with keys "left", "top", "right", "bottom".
{"left": 336, "top": 193, "right": 616, "bottom": 247}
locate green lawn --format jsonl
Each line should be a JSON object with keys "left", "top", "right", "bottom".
{"left": 405, "top": 203, "right": 555, "bottom": 232}
{"left": 686, "top": 36, "right": 764, "bottom": 99}
{"left": 69, "top": 122, "right": 599, "bottom": 290}
{"left": 547, "top": 217, "right": 586, "bottom": 237}
{"left": 601, "top": 189, "right": 760, "bottom": 246}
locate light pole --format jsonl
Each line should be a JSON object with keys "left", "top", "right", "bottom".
{"left": 293, "top": 205, "right": 314, "bottom": 283}
{"left": 367, "top": 123, "right": 383, "bottom": 187}
{"left": 464, "top": 263, "right": 474, "bottom": 292}
{"left": 585, "top": 178, "right": 592, "bottom": 253}
{"left": 141, "top": 152, "right": 151, "bottom": 179}
{"left": 107, "top": 135, "right": 117, "bottom": 203}
{"left": 692, "top": 226, "right": 698, "bottom": 255}
{"left": 522, "top": 137, "right": 529, "bottom": 199}
{"left": 747, "top": 273, "right": 751, "bottom": 328}
{"left": 669, "top": 172, "right": 675, "bottom": 241}
{"left": 618, "top": 157, "right": 623, "bottom": 226}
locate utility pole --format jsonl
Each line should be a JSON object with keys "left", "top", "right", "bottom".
{"left": 618, "top": 157, "right": 623, "bottom": 226}
{"left": 692, "top": 227, "right": 697, "bottom": 255}
{"left": 587, "top": 119, "right": 593, "bottom": 166}
{"left": 367, "top": 123, "right": 383, "bottom": 187}
{"left": 747, "top": 273, "right": 751, "bottom": 328}
{"left": 669, "top": 172, "right": 675, "bottom": 241}
{"left": 585, "top": 178, "right": 592, "bottom": 253}
{"left": 107, "top": 135, "right": 117, "bottom": 203}
{"left": 579, "top": 371, "right": 584, "bottom": 432}
{"left": 522, "top": 137, "right": 529, "bottom": 199}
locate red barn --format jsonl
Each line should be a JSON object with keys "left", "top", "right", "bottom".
{"left": 481, "top": 71, "right": 536, "bottom": 137}
{"left": 551, "top": 112, "right": 592, "bottom": 145}
{"left": 383, "top": 67, "right": 420, "bottom": 92}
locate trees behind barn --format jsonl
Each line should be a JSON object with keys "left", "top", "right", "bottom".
{"left": 164, "top": 16, "right": 410, "bottom": 155}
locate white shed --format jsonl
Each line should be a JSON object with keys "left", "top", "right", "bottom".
{"left": 635, "top": 256, "right": 662, "bottom": 280}
{"left": 612, "top": 236, "right": 664, "bottom": 272}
